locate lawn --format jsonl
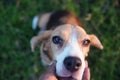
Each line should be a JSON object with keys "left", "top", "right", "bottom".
{"left": 0, "top": 0, "right": 120, "bottom": 80}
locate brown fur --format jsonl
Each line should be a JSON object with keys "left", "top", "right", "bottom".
{"left": 31, "top": 10, "right": 103, "bottom": 66}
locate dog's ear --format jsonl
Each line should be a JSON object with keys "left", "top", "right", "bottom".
{"left": 30, "top": 30, "right": 52, "bottom": 52}
{"left": 89, "top": 34, "right": 103, "bottom": 50}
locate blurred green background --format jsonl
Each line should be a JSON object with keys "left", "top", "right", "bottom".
{"left": 0, "top": 0, "right": 120, "bottom": 80}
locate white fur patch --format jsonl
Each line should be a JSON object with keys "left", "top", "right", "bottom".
{"left": 32, "top": 16, "right": 39, "bottom": 30}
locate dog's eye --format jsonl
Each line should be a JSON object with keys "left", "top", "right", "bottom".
{"left": 52, "top": 36, "right": 63, "bottom": 45}
{"left": 83, "top": 39, "right": 90, "bottom": 46}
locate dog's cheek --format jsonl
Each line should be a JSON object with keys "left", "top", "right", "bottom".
{"left": 82, "top": 47, "right": 90, "bottom": 57}
{"left": 51, "top": 44, "right": 60, "bottom": 56}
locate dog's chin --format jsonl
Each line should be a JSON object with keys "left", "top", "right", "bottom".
{"left": 56, "top": 67, "right": 80, "bottom": 80}
{"left": 56, "top": 66, "right": 83, "bottom": 80}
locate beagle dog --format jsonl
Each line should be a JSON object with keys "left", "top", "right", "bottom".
{"left": 30, "top": 10, "right": 103, "bottom": 80}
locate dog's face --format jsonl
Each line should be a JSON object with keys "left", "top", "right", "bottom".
{"left": 50, "top": 24, "right": 103, "bottom": 79}
{"left": 31, "top": 24, "right": 103, "bottom": 80}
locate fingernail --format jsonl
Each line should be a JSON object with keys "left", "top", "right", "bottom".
{"left": 49, "top": 61, "right": 57, "bottom": 66}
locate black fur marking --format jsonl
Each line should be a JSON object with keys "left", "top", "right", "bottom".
{"left": 46, "top": 10, "right": 82, "bottom": 30}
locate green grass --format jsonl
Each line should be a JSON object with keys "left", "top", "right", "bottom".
{"left": 0, "top": 0, "right": 120, "bottom": 80}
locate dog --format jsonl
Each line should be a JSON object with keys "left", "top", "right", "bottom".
{"left": 30, "top": 10, "right": 103, "bottom": 80}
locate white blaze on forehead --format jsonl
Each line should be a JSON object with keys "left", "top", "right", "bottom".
{"left": 68, "top": 25, "right": 84, "bottom": 58}
{"left": 56, "top": 25, "right": 85, "bottom": 79}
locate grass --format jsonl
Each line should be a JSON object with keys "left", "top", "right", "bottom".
{"left": 0, "top": 0, "right": 120, "bottom": 80}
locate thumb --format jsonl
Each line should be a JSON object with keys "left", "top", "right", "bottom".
{"left": 82, "top": 60, "right": 90, "bottom": 80}
{"left": 82, "top": 67, "right": 90, "bottom": 80}
{"left": 46, "top": 61, "right": 57, "bottom": 74}
{"left": 39, "top": 61, "right": 57, "bottom": 80}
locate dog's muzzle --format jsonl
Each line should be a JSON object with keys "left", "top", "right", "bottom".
{"left": 64, "top": 56, "right": 82, "bottom": 73}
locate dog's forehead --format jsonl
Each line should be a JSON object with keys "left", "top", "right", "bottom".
{"left": 52, "top": 24, "right": 87, "bottom": 39}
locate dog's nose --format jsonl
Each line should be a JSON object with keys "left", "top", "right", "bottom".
{"left": 64, "top": 56, "right": 81, "bottom": 72}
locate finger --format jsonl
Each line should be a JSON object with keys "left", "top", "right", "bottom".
{"left": 82, "top": 67, "right": 90, "bottom": 80}
{"left": 39, "top": 61, "right": 57, "bottom": 80}
{"left": 46, "top": 61, "right": 57, "bottom": 73}
{"left": 49, "top": 60, "right": 57, "bottom": 68}
{"left": 85, "top": 60, "right": 88, "bottom": 68}
{"left": 39, "top": 74, "right": 57, "bottom": 80}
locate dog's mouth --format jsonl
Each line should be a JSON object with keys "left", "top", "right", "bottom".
{"left": 55, "top": 64, "right": 82, "bottom": 80}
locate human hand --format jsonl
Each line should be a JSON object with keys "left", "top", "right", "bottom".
{"left": 82, "top": 60, "right": 90, "bottom": 80}
{"left": 39, "top": 61, "right": 57, "bottom": 80}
